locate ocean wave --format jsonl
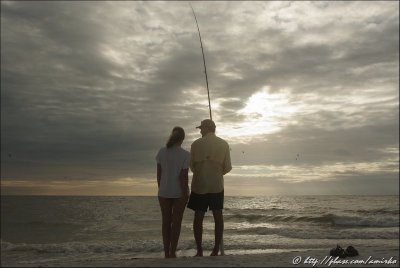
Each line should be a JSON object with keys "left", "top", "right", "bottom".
{"left": 224, "top": 213, "right": 399, "bottom": 227}
{"left": 225, "top": 208, "right": 286, "bottom": 213}
{"left": 26, "top": 220, "right": 85, "bottom": 228}
{"left": 0, "top": 240, "right": 163, "bottom": 254}
{"left": 352, "top": 208, "right": 400, "bottom": 216}
{"left": 333, "top": 215, "right": 399, "bottom": 227}
{"left": 225, "top": 213, "right": 334, "bottom": 224}
{"left": 227, "top": 226, "right": 399, "bottom": 240}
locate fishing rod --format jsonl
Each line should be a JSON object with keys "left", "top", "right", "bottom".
{"left": 190, "top": 3, "right": 212, "bottom": 121}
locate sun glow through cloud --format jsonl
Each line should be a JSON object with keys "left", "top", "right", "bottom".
{"left": 218, "top": 87, "right": 299, "bottom": 141}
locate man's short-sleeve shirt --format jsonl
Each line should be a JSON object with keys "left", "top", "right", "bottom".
{"left": 190, "top": 133, "right": 232, "bottom": 194}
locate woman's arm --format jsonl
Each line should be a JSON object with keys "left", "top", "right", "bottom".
{"left": 157, "top": 163, "right": 162, "bottom": 188}
{"left": 180, "top": 168, "right": 189, "bottom": 200}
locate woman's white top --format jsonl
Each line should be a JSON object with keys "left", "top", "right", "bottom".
{"left": 156, "top": 146, "right": 190, "bottom": 198}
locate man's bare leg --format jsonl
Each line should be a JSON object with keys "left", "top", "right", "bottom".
{"left": 210, "top": 209, "right": 223, "bottom": 256}
{"left": 193, "top": 210, "right": 205, "bottom": 256}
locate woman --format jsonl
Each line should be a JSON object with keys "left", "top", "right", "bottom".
{"left": 155, "top": 126, "right": 190, "bottom": 258}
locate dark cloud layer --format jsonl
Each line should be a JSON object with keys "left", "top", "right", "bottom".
{"left": 1, "top": 1, "right": 398, "bottom": 195}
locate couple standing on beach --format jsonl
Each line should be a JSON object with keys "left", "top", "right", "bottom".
{"left": 156, "top": 119, "right": 232, "bottom": 258}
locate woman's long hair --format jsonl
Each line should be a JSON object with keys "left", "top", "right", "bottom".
{"left": 166, "top": 127, "right": 185, "bottom": 149}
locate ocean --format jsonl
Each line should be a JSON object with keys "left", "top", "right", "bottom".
{"left": 1, "top": 195, "right": 399, "bottom": 266}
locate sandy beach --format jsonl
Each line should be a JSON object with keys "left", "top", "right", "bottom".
{"left": 3, "top": 246, "right": 398, "bottom": 267}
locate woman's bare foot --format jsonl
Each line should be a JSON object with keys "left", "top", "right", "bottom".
{"left": 210, "top": 249, "right": 219, "bottom": 256}
{"left": 194, "top": 250, "right": 203, "bottom": 257}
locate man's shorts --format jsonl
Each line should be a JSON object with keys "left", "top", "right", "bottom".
{"left": 187, "top": 190, "right": 224, "bottom": 212}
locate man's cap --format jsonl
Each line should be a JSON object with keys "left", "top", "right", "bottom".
{"left": 196, "top": 119, "right": 216, "bottom": 129}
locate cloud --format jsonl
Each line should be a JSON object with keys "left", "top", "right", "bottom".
{"left": 1, "top": 177, "right": 157, "bottom": 196}
{"left": 1, "top": 1, "right": 398, "bottom": 195}
{"left": 224, "top": 175, "right": 398, "bottom": 196}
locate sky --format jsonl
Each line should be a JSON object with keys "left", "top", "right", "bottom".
{"left": 1, "top": 1, "right": 399, "bottom": 196}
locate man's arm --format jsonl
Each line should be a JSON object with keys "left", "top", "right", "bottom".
{"left": 222, "top": 145, "right": 232, "bottom": 175}
{"left": 190, "top": 144, "right": 196, "bottom": 172}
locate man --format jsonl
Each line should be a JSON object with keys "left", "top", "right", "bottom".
{"left": 187, "top": 119, "right": 232, "bottom": 256}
